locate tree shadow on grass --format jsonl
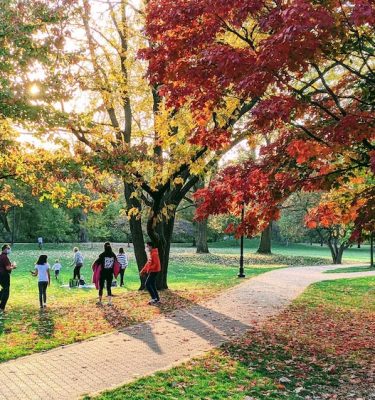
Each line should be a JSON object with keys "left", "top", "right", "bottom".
{"left": 100, "top": 303, "right": 138, "bottom": 330}
{"left": 37, "top": 309, "right": 55, "bottom": 339}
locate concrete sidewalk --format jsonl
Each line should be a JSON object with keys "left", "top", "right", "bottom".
{"left": 0, "top": 265, "right": 373, "bottom": 399}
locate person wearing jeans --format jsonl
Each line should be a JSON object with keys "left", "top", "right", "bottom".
{"left": 140, "top": 242, "right": 161, "bottom": 305}
{"left": 0, "top": 244, "right": 16, "bottom": 312}
{"left": 31, "top": 255, "right": 50, "bottom": 309}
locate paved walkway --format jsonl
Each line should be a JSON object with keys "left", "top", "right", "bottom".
{"left": 0, "top": 265, "right": 374, "bottom": 400}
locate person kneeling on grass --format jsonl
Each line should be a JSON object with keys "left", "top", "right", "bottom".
{"left": 31, "top": 255, "right": 50, "bottom": 309}
{"left": 140, "top": 242, "right": 161, "bottom": 305}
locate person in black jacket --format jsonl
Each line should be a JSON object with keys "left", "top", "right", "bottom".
{"left": 97, "top": 242, "right": 116, "bottom": 306}
{"left": 0, "top": 244, "right": 16, "bottom": 312}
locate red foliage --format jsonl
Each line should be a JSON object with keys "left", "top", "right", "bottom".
{"left": 190, "top": 127, "right": 231, "bottom": 150}
{"left": 351, "top": 0, "right": 375, "bottom": 25}
{"left": 143, "top": 0, "right": 375, "bottom": 237}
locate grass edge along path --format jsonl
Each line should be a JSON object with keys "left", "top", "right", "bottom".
{"left": 324, "top": 265, "right": 374, "bottom": 274}
{"left": 84, "top": 274, "right": 375, "bottom": 400}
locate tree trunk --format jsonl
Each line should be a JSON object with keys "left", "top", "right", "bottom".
{"left": 370, "top": 232, "right": 374, "bottom": 268}
{"left": 78, "top": 210, "right": 88, "bottom": 242}
{"left": 0, "top": 212, "right": 11, "bottom": 235}
{"left": 124, "top": 182, "right": 148, "bottom": 289}
{"left": 327, "top": 236, "right": 347, "bottom": 264}
{"left": 196, "top": 219, "right": 209, "bottom": 253}
{"left": 257, "top": 223, "right": 272, "bottom": 254}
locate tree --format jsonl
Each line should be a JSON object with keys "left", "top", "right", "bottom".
{"left": 38, "top": 0, "right": 255, "bottom": 289}
{"left": 144, "top": 0, "right": 375, "bottom": 241}
{"left": 305, "top": 175, "right": 374, "bottom": 264}
{"left": 278, "top": 192, "right": 322, "bottom": 245}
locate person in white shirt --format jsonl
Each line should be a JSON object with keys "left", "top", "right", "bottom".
{"left": 117, "top": 248, "right": 128, "bottom": 287}
{"left": 72, "top": 247, "right": 84, "bottom": 281}
{"left": 31, "top": 255, "right": 50, "bottom": 309}
{"left": 52, "top": 259, "right": 62, "bottom": 279}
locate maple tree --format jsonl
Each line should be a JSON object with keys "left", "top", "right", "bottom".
{"left": 143, "top": 0, "right": 375, "bottom": 254}
{"left": 305, "top": 174, "right": 374, "bottom": 263}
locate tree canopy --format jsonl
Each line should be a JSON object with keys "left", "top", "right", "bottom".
{"left": 143, "top": 0, "right": 375, "bottom": 240}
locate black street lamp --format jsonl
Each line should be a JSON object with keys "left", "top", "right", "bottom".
{"left": 238, "top": 203, "right": 246, "bottom": 278}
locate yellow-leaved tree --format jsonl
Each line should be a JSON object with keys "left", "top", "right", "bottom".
{"left": 39, "top": 0, "right": 259, "bottom": 288}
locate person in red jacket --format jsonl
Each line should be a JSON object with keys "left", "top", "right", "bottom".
{"left": 140, "top": 241, "right": 161, "bottom": 305}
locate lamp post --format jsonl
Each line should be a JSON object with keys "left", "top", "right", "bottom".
{"left": 238, "top": 203, "right": 246, "bottom": 278}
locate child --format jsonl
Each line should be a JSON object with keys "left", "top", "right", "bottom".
{"left": 31, "top": 255, "right": 50, "bottom": 309}
{"left": 52, "top": 259, "right": 62, "bottom": 279}
{"left": 116, "top": 247, "right": 128, "bottom": 287}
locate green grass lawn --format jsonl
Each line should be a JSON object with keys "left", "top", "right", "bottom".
{"left": 182, "top": 238, "right": 371, "bottom": 263}
{"left": 85, "top": 276, "right": 375, "bottom": 400}
{"left": 324, "top": 265, "right": 374, "bottom": 274}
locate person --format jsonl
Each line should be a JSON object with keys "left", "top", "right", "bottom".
{"left": 0, "top": 244, "right": 16, "bottom": 312}
{"left": 72, "top": 247, "right": 84, "bottom": 281}
{"left": 140, "top": 242, "right": 161, "bottom": 305}
{"left": 31, "top": 255, "right": 50, "bottom": 309}
{"left": 37, "top": 237, "right": 43, "bottom": 250}
{"left": 117, "top": 247, "right": 128, "bottom": 287}
{"left": 96, "top": 242, "right": 117, "bottom": 306}
{"left": 52, "top": 259, "right": 62, "bottom": 279}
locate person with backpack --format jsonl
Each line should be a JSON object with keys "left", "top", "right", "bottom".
{"left": 0, "top": 244, "right": 16, "bottom": 312}
{"left": 31, "top": 255, "right": 50, "bottom": 309}
{"left": 140, "top": 242, "right": 161, "bottom": 305}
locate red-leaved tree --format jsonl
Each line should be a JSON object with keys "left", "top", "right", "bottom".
{"left": 143, "top": 0, "right": 375, "bottom": 253}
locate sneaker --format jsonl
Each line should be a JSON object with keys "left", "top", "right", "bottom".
{"left": 148, "top": 299, "right": 156, "bottom": 305}
{"left": 96, "top": 301, "right": 103, "bottom": 306}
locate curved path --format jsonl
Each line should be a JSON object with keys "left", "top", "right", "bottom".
{"left": 0, "top": 265, "right": 374, "bottom": 400}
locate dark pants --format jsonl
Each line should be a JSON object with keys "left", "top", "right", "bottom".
{"left": 38, "top": 281, "right": 48, "bottom": 307}
{"left": 145, "top": 272, "right": 159, "bottom": 301}
{"left": 99, "top": 269, "right": 113, "bottom": 297}
{"left": 0, "top": 273, "right": 10, "bottom": 310}
{"left": 55, "top": 270, "right": 60, "bottom": 279}
{"left": 73, "top": 264, "right": 82, "bottom": 280}
{"left": 119, "top": 268, "right": 126, "bottom": 286}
